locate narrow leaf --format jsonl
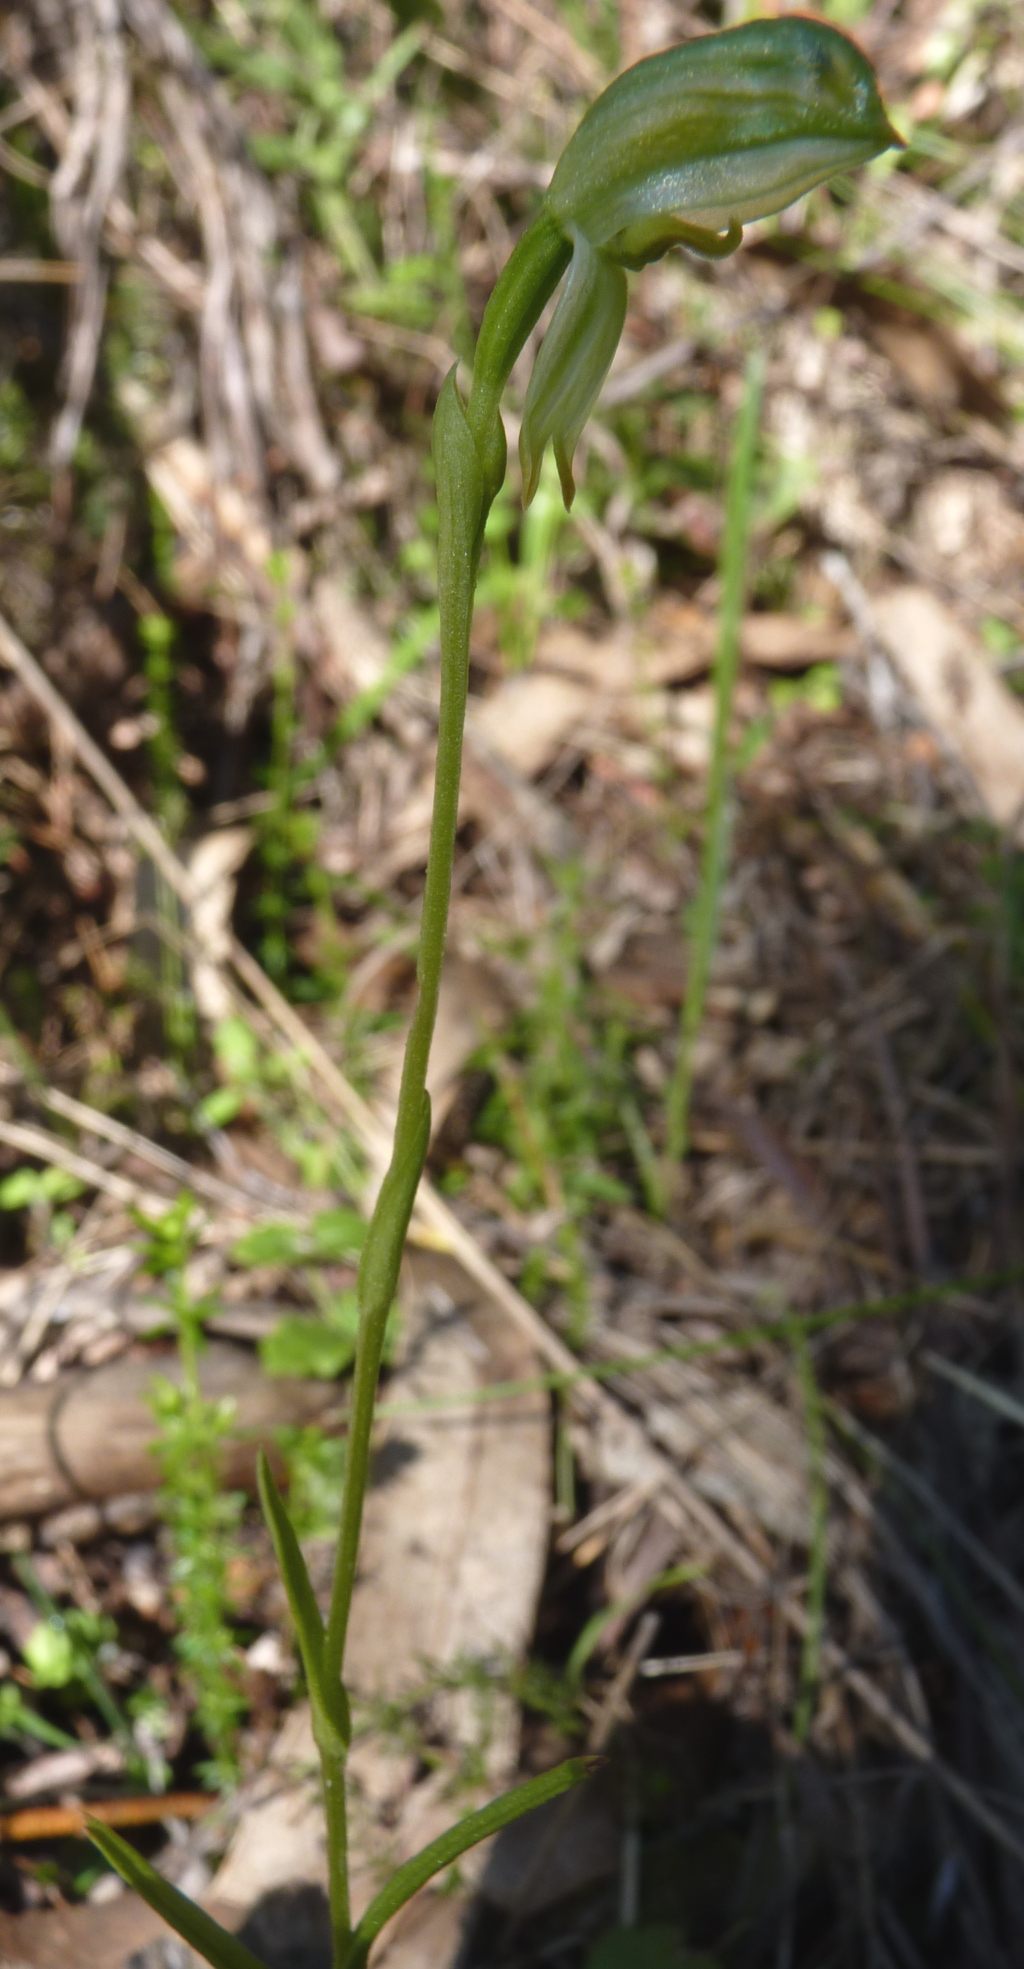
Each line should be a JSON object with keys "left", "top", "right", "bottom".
{"left": 87, "top": 1821, "right": 268, "bottom": 1969}
{"left": 257, "top": 1452, "right": 348, "bottom": 1744}
{"left": 341, "top": 1756, "right": 602, "bottom": 1967}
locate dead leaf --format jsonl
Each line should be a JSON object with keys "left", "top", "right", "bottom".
{"left": 186, "top": 826, "right": 252, "bottom": 1022}
{"left": 634, "top": 596, "right": 716, "bottom": 685}
{"left": 476, "top": 1766, "right": 619, "bottom": 1918}
{"left": 872, "top": 322, "right": 960, "bottom": 410}
{"left": 371, "top": 1893, "right": 467, "bottom": 1967}
{"left": 535, "top": 605, "right": 853, "bottom": 701}
{"left": 5, "top": 1742, "right": 125, "bottom": 1799}
{"left": 871, "top": 585, "right": 1024, "bottom": 830}
{"left": 0, "top": 1893, "right": 238, "bottom": 1969}
{"left": 534, "top": 621, "right": 637, "bottom": 692}
{"left": 739, "top": 614, "right": 856, "bottom": 670}
{"left": 146, "top": 438, "right": 273, "bottom": 580}
{"left": 311, "top": 577, "right": 391, "bottom": 701}
{"left": 469, "top": 673, "right": 590, "bottom": 778}
{"left": 308, "top": 307, "right": 367, "bottom": 376}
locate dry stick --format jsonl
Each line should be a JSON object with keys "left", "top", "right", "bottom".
{"left": 0, "top": 1114, "right": 172, "bottom": 1218}
{"left": 0, "top": 1791, "right": 214, "bottom": 1842}
{"left": 48, "top": 0, "right": 131, "bottom": 474}
{"left": 0, "top": 1260, "right": 77, "bottom": 1389}
{"left": 0, "top": 257, "right": 82, "bottom": 280}
{"left": 666, "top": 1459, "right": 1024, "bottom": 1866}
{"left": 41, "top": 1085, "right": 280, "bottom": 1220}
{"left": 589, "top": 1608, "right": 661, "bottom": 1752}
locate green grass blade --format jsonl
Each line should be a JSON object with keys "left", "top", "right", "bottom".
{"left": 567, "top": 1563, "right": 704, "bottom": 1684}
{"left": 666, "top": 348, "right": 764, "bottom": 1162}
{"left": 87, "top": 1822, "right": 268, "bottom": 1969}
{"left": 923, "top": 1349, "right": 1024, "bottom": 1430}
{"left": 340, "top": 1757, "right": 602, "bottom": 1967}
{"left": 360, "top": 1268, "right": 1022, "bottom": 1420}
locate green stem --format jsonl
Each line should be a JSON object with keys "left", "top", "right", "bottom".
{"left": 666, "top": 349, "right": 764, "bottom": 1162}
{"left": 322, "top": 1742, "right": 351, "bottom": 1955}
{"left": 317, "top": 210, "right": 573, "bottom": 1963}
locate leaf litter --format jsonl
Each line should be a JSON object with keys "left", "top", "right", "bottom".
{"left": 1, "top": 0, "right": 1024, "bottom": 1962}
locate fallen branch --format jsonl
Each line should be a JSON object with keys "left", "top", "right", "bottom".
{"left": 0, "top": 1791, "right": 215, "bottom": 1842}
{"left": 0, "top": 1340, "right": 336, "bottom": 1519}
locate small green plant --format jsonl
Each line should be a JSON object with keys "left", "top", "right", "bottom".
{"left": 567, "top": 1563, "right": 705, "bottom": 1688}
{"left": 202, "top": 0, "right": 421, "bottom": 281}
{"left": 587, "top": 1927, "right": 716, "bottom": 1969}
{"left": 139, "top": 612, "right": 187, "bottom": 839}
{"left": 0, "top": 1679, "right": 79, "bottom": 1752}
{"left": 90, "top": 21, "right": 898, "bottom": 1966}
{"left": 232, "top": 1204, "right": 374, "bottom": 1381}
{"left": 137, "top": 1194, "right": 248, "bottom": 1789}
{"left": 12, "top": 1555, "right": 144, "bottom": 1777}
{"left": 198, "top": 1014, "right": 363, "bottom": 1196}
{"left": 251, "top": 556, "right": 341, "bottom": 995}
{"left": 0, "top": 377, "right": 33, "bottom": 470}
{"left": 0, "top": 1162, "right": 85, "bottom": 1252}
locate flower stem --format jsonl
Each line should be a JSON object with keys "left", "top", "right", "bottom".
{"left": 318, "top": 224, "right": 569, "bottom": 1958}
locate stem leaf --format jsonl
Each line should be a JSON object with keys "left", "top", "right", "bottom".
{"left": 86, "top": 1821, "right": 268, "bottom": 1969}
{"left": 340, "top": 1756, "right": 602, "bottom": 1968}
{"left": 257, "top": 1451, "right": 349, "bottom": 1747}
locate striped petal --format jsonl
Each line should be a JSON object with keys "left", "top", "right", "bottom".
{"left": 519, "top": 228, "right": 627, "bottom": 509}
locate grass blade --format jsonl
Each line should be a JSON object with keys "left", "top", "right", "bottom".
{"left": 667, "top": 348, "right": 764, "bottom": 1161}
{"left": 340, "top": 1756, "right": 602, "bottom": 1967}
{"left": 567, "top": 1562, "right": 704, "bottom": 1684}
{"left": 924, "top": 1349, "right": 1024, "bottom": 1430}
{"left": 87, "top": 1821, "right": 267, "bottom": 1969}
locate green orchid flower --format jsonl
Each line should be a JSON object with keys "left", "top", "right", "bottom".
{"left": 90, "top": 24, "right": 901, "bottom": 1969}
{"left": 516, "top": 16, "right": 902, "bottom": 504}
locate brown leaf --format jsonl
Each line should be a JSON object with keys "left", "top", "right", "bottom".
{"left": 469, "top": 672, "right": 590, "bottom": 777}
{"left": 871, "top": 585, "right": 1024, "bottom": 830}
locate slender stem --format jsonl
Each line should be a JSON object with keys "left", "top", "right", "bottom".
{"left": 323, "top": 388, "right": 478, "bottom": 1693}
{"left": 322, "top": 1742, "right": 351, "bottom": 1957}
{"left": 315, "top": 210, "right": 574, "bottom": 1966}
{"left": 322, "top": 215, "right": 573, "bottom": 1689}
{"left": 666, "top": 349, "right": 764, "bottom": 1162}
